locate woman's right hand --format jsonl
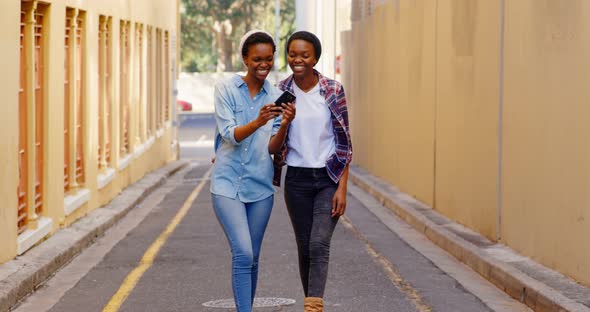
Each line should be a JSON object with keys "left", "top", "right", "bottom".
{"left": 234, "top": 104, "right": 281, "bottom": 143}
{"left": 255, "top": 103, "right": 282, "bottom": 127}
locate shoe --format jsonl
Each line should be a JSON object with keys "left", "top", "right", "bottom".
{"left": 304, "top": 297, "right": 323, "bottom": 312}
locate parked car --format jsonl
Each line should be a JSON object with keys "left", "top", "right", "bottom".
{"left": 177, "top": 99, "right": 192, "bottom": 111}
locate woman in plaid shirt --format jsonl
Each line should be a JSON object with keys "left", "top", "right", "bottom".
{"left": 274, "top": 31, "right": 353, "bottom": 312}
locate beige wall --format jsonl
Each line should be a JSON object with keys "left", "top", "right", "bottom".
{"left": 342, "top": 0, "right": 590, "bottom": 286}
{"left": 435, "top": 0, "right": 502, "bottom": 240}
{"left": 398, "top": 1, "right": 436, "bottom": 206}
{"left": 0, "top": 0, "right": 179, "bottom": 262}
{"left": 0, "top": 0, "right": 20, "bottom": 263}
{"left": 502, "top": 0, "right": 590, "bottom": 287}
{"left": 344, "top": 2, "right": 437, "bottom": 207}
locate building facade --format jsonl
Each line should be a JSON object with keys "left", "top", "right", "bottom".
{"left": 0, "top": 0, "right": 180, "bottom": 263}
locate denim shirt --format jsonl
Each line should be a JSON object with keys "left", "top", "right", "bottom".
{"left": 211, "top": 74, "right": 282, "bottom": 203}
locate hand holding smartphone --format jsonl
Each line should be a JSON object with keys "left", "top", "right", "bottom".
{"left": 274, "top": 90, "right": 296, "bottom": 108}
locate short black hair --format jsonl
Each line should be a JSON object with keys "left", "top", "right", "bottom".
{"left": 241, "top": 32, "right": 276, "bottom": 57}
{"left": 286, "top": 31, "right": 322, "bottom": 61}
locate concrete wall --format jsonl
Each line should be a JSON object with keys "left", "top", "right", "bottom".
{"left": 0, "top": 0, "right": 179, "bottom": 263}
{"left": 342, "top": 0, "right": 590, "bottom": 286}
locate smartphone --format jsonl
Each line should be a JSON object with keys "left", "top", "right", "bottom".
{"left": 274, "top": 90, "right": 296, "bottom": 107}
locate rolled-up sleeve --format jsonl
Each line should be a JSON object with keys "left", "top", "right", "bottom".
{"left": 338, "top": 85, "right": 353, "bottom": 163}
{"left": 269, "top": 87, "right": 283, "bottom": 136}
{"left": 271, "top": 115, "right": 282, "bottom": 136}
{"left": 214, "top": 83, "right": 241, "bottom": 146}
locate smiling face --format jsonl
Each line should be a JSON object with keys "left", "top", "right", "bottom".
{"left": 243, "top": 43, "right": 274, "bottom": 82}
{"left": 287, "top": 39, "right": 317, "bottom": 79}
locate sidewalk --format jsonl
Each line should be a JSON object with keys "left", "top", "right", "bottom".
{"left": 348, "top": 165, "right": 590, "bottom": 312}
{"left": 0, "top": 161, "right": 188, "bottom": 312}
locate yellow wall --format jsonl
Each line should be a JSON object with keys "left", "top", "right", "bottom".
{"left": 342, "top": 0, "right": 590, "bottom": 286}
{"left": 502, "top": 0, "right": 590, "bottom": 287}
{"left": 344, "top": 1, "right": 437, "bottom": 208}
{"left": 434, "top": 0, "right": 501, "bottom": 240}
{"left": 0, "top": 0, "right": 20, "bottom": 263}
{"left": 44, "top": 3, "right": 67, "bottom": 228}
{"left": 398, "top": 1, "right": 436, "bottom": 206}
{"left": 0, "top": 0, "right": 179, "bottom": 262}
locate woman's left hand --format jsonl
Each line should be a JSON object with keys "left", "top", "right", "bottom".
{"left": 332, "top": 186, "right": 347, "bottom": 217}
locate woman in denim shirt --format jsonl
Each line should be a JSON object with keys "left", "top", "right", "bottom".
{"left": 210, "top": 30, "right": 295, "bottom": 312}
{"left": 275, "top": 31, "right": 353, "bottom": 312}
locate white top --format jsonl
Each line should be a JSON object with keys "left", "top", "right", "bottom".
{"left": 286, "top": 82, "right": 336, "bottom": 168}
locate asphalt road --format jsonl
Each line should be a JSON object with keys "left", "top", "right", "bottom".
{"left": 13, "top": 114, "right": 531, "bottom": 312}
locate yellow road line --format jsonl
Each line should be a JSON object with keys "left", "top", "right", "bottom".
{"left": 102, "top": 166, "right": 212, "bottom": 312}
{"left": 340, "top": 216, "right": 432, "bottom": 312}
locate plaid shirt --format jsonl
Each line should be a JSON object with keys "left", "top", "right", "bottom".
{"left": 273, "top": 70, "right": 353, "bottom": 186}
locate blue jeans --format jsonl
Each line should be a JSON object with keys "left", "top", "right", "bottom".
{"left": 284, "top": 166, "right": 339, "bottom": 298}
{"left": 212, "top": 194, "right": 274, "bottom": 312}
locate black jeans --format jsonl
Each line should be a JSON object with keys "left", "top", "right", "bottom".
{"left": 284, "top": 166, "right": 339, "bottom": 298}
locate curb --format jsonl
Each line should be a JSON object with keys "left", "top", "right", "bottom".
{"left": 0, "top": 160, "right": 189, "bottom": 312}
{"left": 348, "top": 165, "right": 590, "bottom": 312}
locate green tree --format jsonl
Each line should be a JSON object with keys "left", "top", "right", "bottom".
{"left": 181, "top": 0, "right": 295, "bottom": 72}
{"left": 276, "top": 0, "right": 296, "bottom": 71}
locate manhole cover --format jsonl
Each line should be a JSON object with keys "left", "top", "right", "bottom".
{"left": 203, "top": 297, "right": 296, "bottom": 308}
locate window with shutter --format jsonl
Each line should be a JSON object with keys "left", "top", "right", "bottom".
{"left": 75, "top": 13, "right": 84, "bottom": 184}
{"left": 19, "top": 1, "right": 48, "bottom": 231}
{"left": 64, "top": 15, "right": 70, "bottom": 192}
{"left": 64, "top": 8, "right": 85, "bottom": 193}
{"left": 98, "top": 16, "right": 112, "bottom": 170}
{"left": 147, "top": 26, "right": 154, "bottom": 137}
{"left": 164, "top": 31, "right": 170, "bottom": 121}
{"left": 156, "top": 28, "right": 162, "bottom": 129}
{"left": 120, "top": 21, "right": 130, "bottom": 155}
{"left": 18, "top": 10, "right": 28, "bottom": 234}
{"left": 33, "top": 10, "right": 44, "bottom": 216}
